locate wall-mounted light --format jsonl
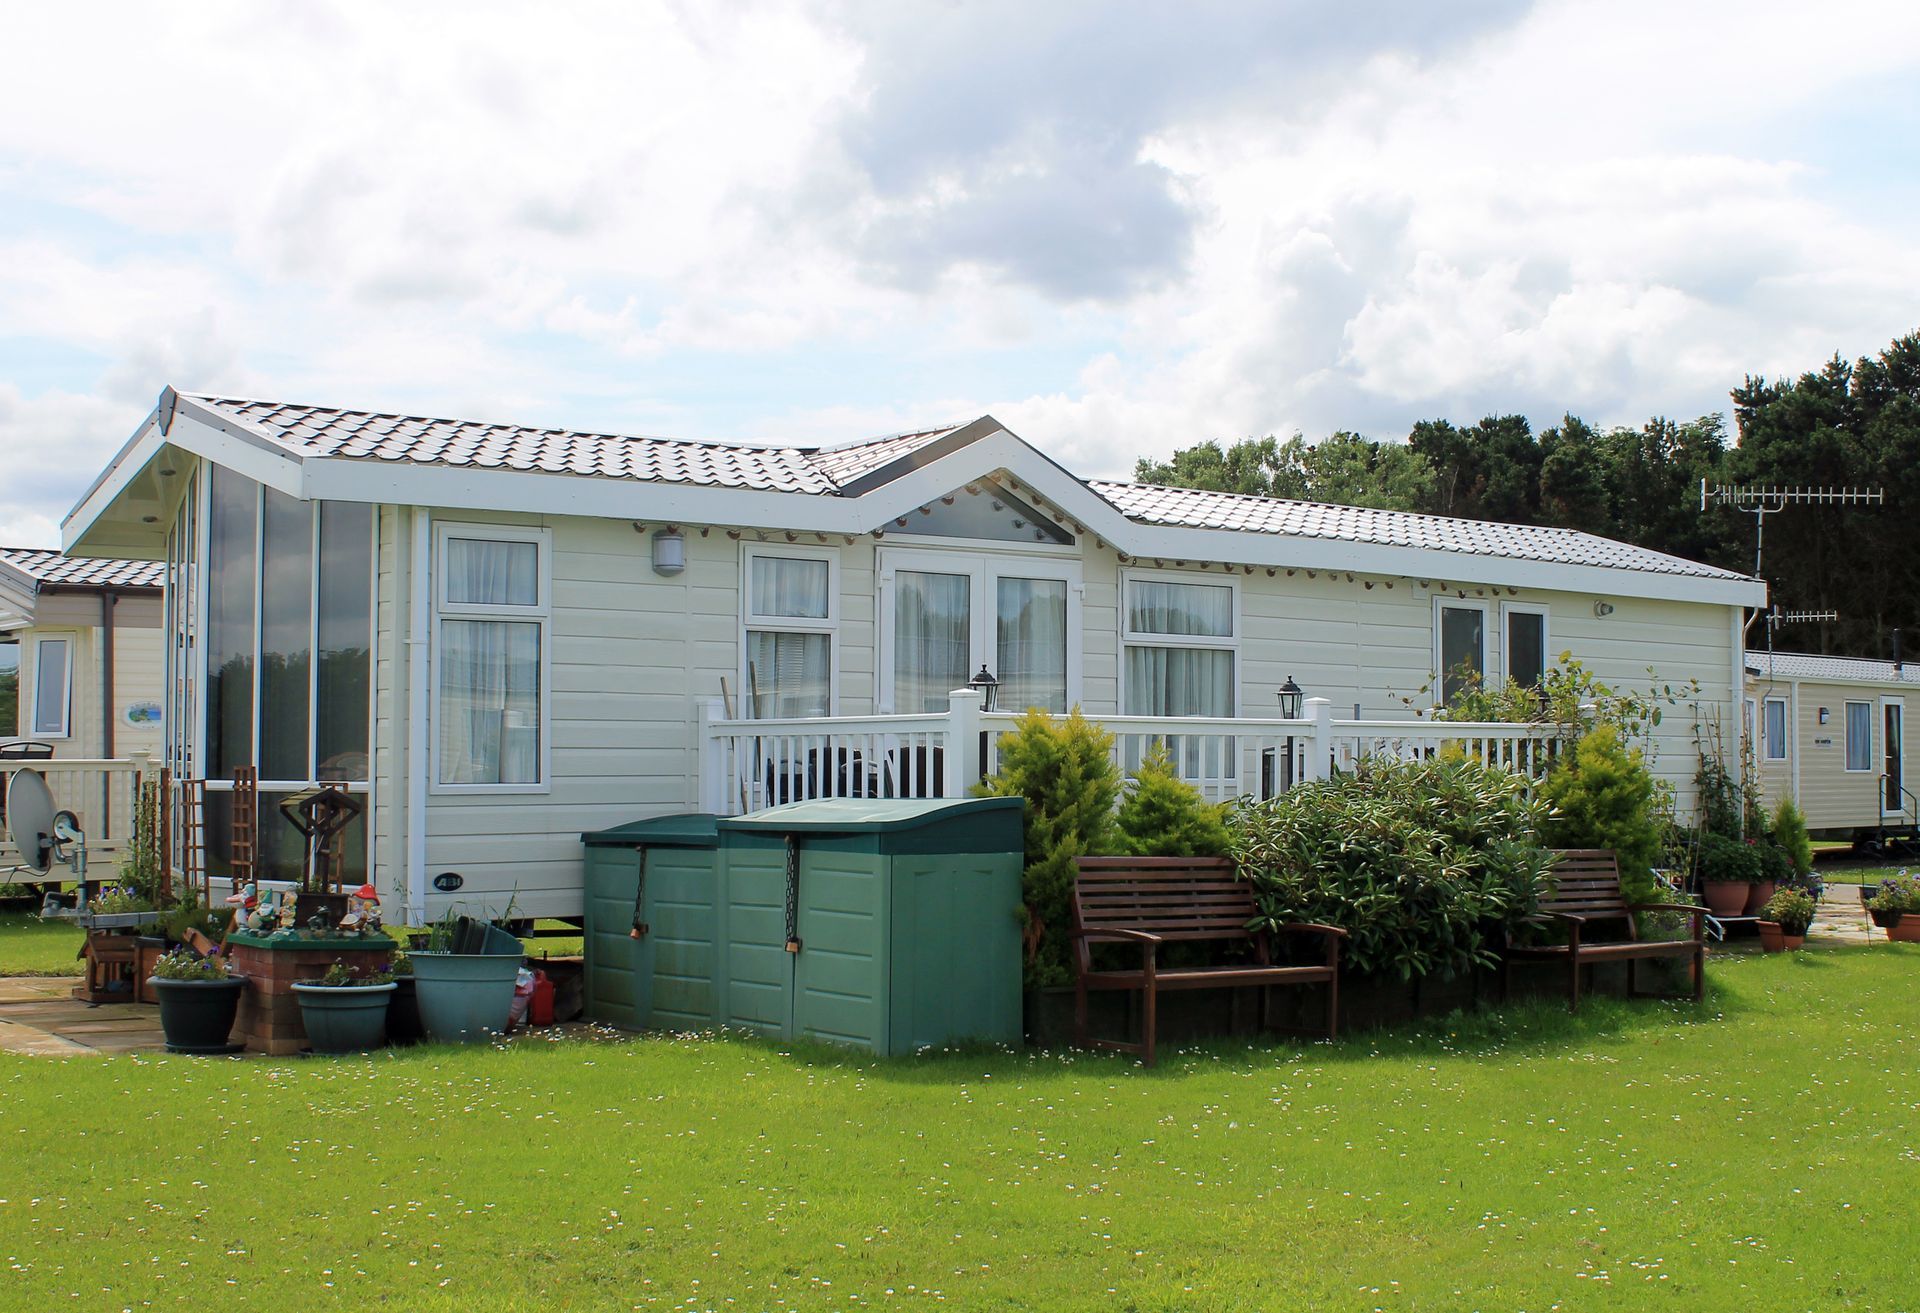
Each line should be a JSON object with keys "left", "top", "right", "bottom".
{"left": 1593, "top": 601, "right": 1615, "bottom": 617}
{"left": 1819, "top": 707, "right": 1831, "bottom": 725}
{"left": 650, "top": 527, "right": 686, "bottom": 577}
{"left": 1276, "top": 675, "right": 1304, "bottom": 720}
{"left": 968, "top": 665, "right": 999, "bottom": 712}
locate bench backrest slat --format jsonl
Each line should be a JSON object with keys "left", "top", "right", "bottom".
{"left": 1540, "top": 849, "right": 1634, "bottom": 931}
{"left": 1072, "top": 856, "right": 1257, "bottom": 943}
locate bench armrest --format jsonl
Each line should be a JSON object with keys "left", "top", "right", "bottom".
{"left": 1071, "top": 927, "right": 1164, "bottom": 945}
{"left": 1271, "top": 922, "right": 1348, "bottom": 940}
{"left": 1072, "top": 926, "right": 1161, "bottom": 977}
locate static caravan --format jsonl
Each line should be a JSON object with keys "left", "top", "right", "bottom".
{"left": 0, "top": 547, "right": 166, "bottom": 871}
{"left": 1745, "top": 649, "right": 1919, "bottom": 848}
{"left": 62, "top": 387, "right": 1767, "bottom": 923}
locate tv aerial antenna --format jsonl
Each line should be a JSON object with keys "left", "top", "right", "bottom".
{"left": 1702, "top": 481, "right": 1883, "bottom": 641}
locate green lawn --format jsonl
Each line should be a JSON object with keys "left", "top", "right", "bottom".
{"left": 3, "top": 949, "right": 1916, "bottom": 1309}
{"left": 0, "top": 910, "right": 82, "bottom": 975}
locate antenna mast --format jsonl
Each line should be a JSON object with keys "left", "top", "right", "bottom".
{"left": 1700, "top": 481, "right": 1883, "bottom": 578}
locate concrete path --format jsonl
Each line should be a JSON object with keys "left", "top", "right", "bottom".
{"left": 0, "top": 977, "right": 165, "bottom": 1056}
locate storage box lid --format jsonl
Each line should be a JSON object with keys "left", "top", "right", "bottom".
{"left": 581, "top": 813, "right": 722, "bottom": 848}
{"left": 719, "top": 796, "right": 1022, "bottom": 835}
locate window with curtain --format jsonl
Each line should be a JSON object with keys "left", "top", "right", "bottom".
{"left": 894, "top": 569, "right": 971, "bottom": 713}
{"left": 1846, "top": 701, "right": 1873, "bottom": 771}
{"left": 996, "top": 577, "right": 1067, "bottom": 713}
{"left": 1505, "top": 608, "right": 1547, "bottom": 688}
{"left": 1123, "top": 576, "right": 1235, "bottom": 717}
{"left": 744, "top": 551, "right": 834, "bottom": 718}
{"left": 438, "top": 528, "right": 547, "bottom": 786}
{"left": 1763, "top": 698, "right": 1787, "bottom": 761}
{"left": 1437, "top": 603, "right": 1486, "bottom": 704}
{"left": 32, "top": 637, "right": 70, "bottom": 736}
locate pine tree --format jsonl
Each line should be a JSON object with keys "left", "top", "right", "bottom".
{"left": 1541, "top": 724, "right": 1662, "bottom": 905}
{"left": 1114, "top": 745, "right": 1230, "bottom": 858}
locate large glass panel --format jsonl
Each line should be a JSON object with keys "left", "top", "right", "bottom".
{"left": 206, "top": 467, "right": 258, "bottom": 778}
{"left": 32, "top": 637, "right": 69, "bottom": 735}
{"left": 894, "top": 570, "right": 970, "bottom": 713}
{"left": 446, "top": 538, "right": 537, "bottom": 606}
{"left": 747, "top": 631, "right": 831, "bottom": 717}
{"left": 439, "top": 619, "right": 542, "bottom": 784}
{"left": 259, "top": 490, "right": 314, "bottom": 780}
{"left": 316, "top": 502, "right": 373, "bottom": 781}
{"left": 1885, "top": 704, "right": 1903, "bottom": 809}
{"left": 1846, "top": 702, "right": 1873, "bottom": 771}
{"left": 1128, "top": 580, "right": 1232, "bottom": 637}
{"left": 1438, "top": 605, "right": 1485, "bottom": 704}
{"left": 750, "top": 556, "right": 829, "bottom": 619}
{"left": 996, "top": 577, "right": 1067, "bottom": 713}
{"left": 0, "top": 639, "right": 19, "bottom": 737}
{"left": 1506, "top": 611, "right": 1545, "bottom": 688}
{"left": 1124, "top": 647, "right": 1234, "bottom": 717}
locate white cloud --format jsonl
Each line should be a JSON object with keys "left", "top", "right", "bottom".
{"left": 2, "top": 0, "right": 1918, "bottom": 540}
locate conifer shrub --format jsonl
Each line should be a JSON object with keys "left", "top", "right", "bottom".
{"left": 1770, "top": 797, "right": 1814, "bottom": 879}
{"left": 1112, "top": 745, "right": 1230, "bottom": 858}
{"left": 1541, "top": 724, "right": 1663, "bottom": 906}
{"left": 975, "top": 708, "right": 1121, "bottom": 989}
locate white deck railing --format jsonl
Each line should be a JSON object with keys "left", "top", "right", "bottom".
{"left": 697, "top": 694, "right": 1564, "bottom": 815}
{"left": 0, "top": 753, "right": 153, "bottom": 876}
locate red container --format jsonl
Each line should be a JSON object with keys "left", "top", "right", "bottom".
{"left": 529, "top": 971, "right": 555, "bottom": 1026}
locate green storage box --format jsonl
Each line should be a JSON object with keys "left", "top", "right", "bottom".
{"left": 580, "top": 813, "right": 721, "bottom": 1031}
{"left": 581, "top": 797, "right": 1024, "bottom": 1054}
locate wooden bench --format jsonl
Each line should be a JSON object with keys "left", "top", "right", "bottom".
{"left": 1503, "top": 848, "right": 1706, "bottom": 1011}
{"left": 1070, "top": 856, "right": 1346, "bottom": 1065}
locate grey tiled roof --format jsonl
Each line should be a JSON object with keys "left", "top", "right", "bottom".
{"left": 0, "top": 547, "right": 165, "bottom": 591}
{"left": 1746, "top": 650, "right": 1920, "bottom": 684}
{"left": 1092, "top": 481, "right": 1753, "bottom": 581}
{"left": 188, "top": 396, "right": 963, "bottom": 495}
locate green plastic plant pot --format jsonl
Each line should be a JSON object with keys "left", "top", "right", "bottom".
{"left": 292, "top": 981, "right": 398, "bottom": 1054}
{"left": 409, "top": 951, "right": 522, "bottom": 1043}
{"left": 149, "top": 975, "right": 247, "bottom": 1054}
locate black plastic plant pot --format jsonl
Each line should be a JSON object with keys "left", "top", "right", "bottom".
{"left": 149, "top": 975, "right": 247, "bottom": 1055}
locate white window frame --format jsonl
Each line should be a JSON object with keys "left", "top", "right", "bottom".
{"left": 877, "top": 547, "right": 1084, "bottom": 715}
{"left": 1118, "top": 568, "right": 1241, "bottom": 719}
{"left": 431, "top": 522, "right": 553, "bottom": 795}
{"left": 741, "top": 543, "right": 840, "bottom": 718}
{"left": 1743, "top": 696, "right": 1757, "bottom": 753}
{"left": 31, "top": 634, "right": 75, "bottom": 739}
{"left": 1762, "top": 695, "right": 1788, "bottom": 762}
{"left": 1432, "top": 596, "right": 1491, "bottom": 703}
{"left": 1844, "top": 699, "right": 1874, "bottom": 773}
{"left": 1500, "top": 602, "right": 1551, "bottom": 688}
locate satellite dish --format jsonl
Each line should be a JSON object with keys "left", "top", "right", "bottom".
{"left": 4, "top": 769, "right": 56, "bottom": 876}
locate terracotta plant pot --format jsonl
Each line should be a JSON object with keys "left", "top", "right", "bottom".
{"left": 1756, "top": 921, "right": 1806, "bottom": 953}
{"left": 1744, "top": 879, "right": 1778, "bottom": 915}
{"left": 1888, "top": 915, "right": 1920, "bottom": 944}
{"left": 1701, "top": 881, "right": 1751, "bottom": 917}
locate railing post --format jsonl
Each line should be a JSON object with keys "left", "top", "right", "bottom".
{"left": 697, "top": 698, "right": 725, "bottom": 813}
{"left": 1303, "top": 697, "right": 1334, "bottom": 781}
{"left": 944, "top": 688, "right": 982, "bottom": 798}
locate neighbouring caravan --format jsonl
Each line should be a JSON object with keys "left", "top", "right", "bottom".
{"left": 1745, "top": 649, "right": 1919, "bottom": 849}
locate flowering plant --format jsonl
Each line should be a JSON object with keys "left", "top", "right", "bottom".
{"left": 90, "top": 885, "right": 154, "bottom": 916}
{"left": 309, "top": 958, "right": 395, "bottom": 987}
{"left": 151, "top": 947, "right": 232, "bottom": 981}
{"left": 1867, "top": 873, "right": 1920, "bottom": 914}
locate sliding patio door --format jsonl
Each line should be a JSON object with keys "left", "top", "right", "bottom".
{"left": 880, "top": 550, "right": 1080, "bottom": 715}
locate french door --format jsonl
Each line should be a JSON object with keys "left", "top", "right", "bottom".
{"left": 878, "top": 549, "right": 1081, "bottom": 715}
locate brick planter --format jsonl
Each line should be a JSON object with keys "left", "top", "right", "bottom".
{"left": 225, "top": 932, "right": 399, "bottom": 1055}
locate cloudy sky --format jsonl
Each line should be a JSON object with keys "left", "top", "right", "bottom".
{"left": 4, "top": 0, "right": 1919, "bottom": 546}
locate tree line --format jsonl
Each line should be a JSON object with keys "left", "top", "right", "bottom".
{"left": 1133, "top": 331, "right": 1920, "bottom": 659}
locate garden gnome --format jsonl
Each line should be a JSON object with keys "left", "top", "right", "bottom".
{"left": 340, "top": 882, "right": 382, "bottom": 934}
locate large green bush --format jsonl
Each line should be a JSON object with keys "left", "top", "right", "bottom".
{"left": 975, "top": 708, "right": 1122, "bottom": 989}
{"left": 1540, "top": 724, "right": 1663, "bottom": 906}
{"left": 1112, "top": 745, "right": 1230, "bottom": 858}
{"left": 1230, "top": 757, "right": 1554, "bottom": 981}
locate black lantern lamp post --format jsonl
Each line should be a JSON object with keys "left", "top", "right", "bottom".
{"left": 1277, "top": 676, "right": 1305, "bottom": 792}
{"left": 968, "top": 665, "right": 1000, "bottom": 712}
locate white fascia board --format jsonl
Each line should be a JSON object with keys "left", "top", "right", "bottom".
{"left": 301, "top": 425, "right": 1765, "bottom": 609}
{"left": 62, "top": 414, "right": 165, "bottom": 550}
